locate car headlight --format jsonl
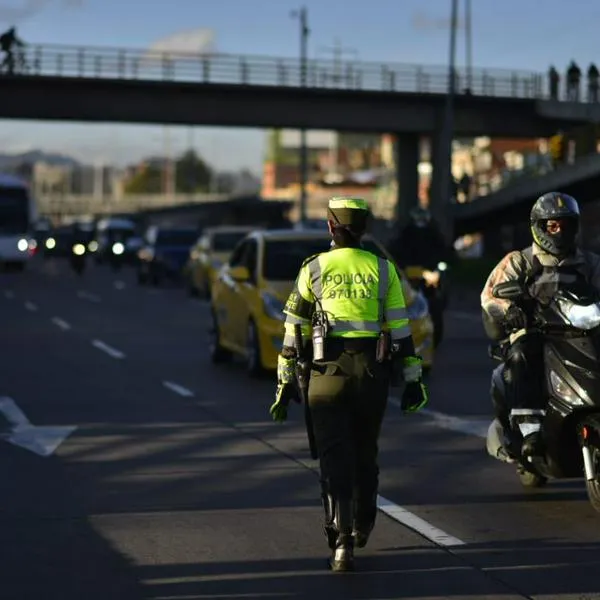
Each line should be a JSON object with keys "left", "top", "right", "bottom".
{"left": 262, "top": 292, "right": 285, "bottom": 321}
{"left": 45, "top": 237, "right": 56, "bottom": 249}
{"left": 557, "top": 299, "right": 600, "bottom": 330}
{"left": 72, "top": 243, "right": 86, "bottom": 256}
{"left": 88, "top": 240, "right": 98, "bottom": 252}
{"left": 407, "top": 291, "right": 429, "bottom": 320}
{"left": 112, "top": 242, "right": 125, "bottom": 255}
{"left": 437, "top": 261, "right": 448, "bottom": 272}
{"left": 17, "top": 238, "right": 28, "bottom": 252}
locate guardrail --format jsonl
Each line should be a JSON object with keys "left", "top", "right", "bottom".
{"left": 0, "top": 42, "right": 556, "bottom": 99}
{"left": 37, "top": 193, "right": 231, "bottom": 216}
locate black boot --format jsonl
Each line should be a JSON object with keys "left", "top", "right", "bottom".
{"left": 329, "top": 499, "right": 354, "bottom": 572}
{"left": 321, "top": 492, "right": 337, "bottom": 550}
{"left": 353, "top": 488, "right": 377, "bottom": 549}
{"left": 521, "top": 431, "right": 544, "bottom": 458}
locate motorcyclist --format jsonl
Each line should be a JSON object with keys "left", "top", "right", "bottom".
{"left": 388, "top": 206, "right": 453, "bottom": 269}
{"left": 0, "top": 27, "right": 24, "bottom": 74}
{"left": 69, "top": 223, "right": 89, "bottom": 273}
{"left": 481, "top": 192, "right": 600, "bottom": 458}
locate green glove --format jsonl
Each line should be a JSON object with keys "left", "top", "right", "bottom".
{"left": 270, "top": 382, "right": 297, "bottom": 422}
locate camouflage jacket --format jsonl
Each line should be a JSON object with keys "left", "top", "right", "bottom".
{"left": 480, "top": 244, "right": 600, "bottom": 339}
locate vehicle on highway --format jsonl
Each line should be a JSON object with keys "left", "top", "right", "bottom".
{"left": 69, "top": 241, "right": 87, "bottom": 275}
{"left": 184, "top": 225, "right": 255, "bottom": 298}
{"left": 404, "top": 261, "right": 450, "bottom": 348}
{"left": 93, "top": 217, "right": 137, "bottom": 264}
{"left": 0, "top": 174, "right": 37, "bottom": 271}
{"left": 292, "top": 219, "right": 328, "bottom": 231}
{"left": 137, "top": 225, "right": 200, "bottom": 286}
{"left": 208, "top": 229, "right": 434, "bottom": 376}
{"left": 42, "top": 226, "right": 76, "bottom": 258}
{"left": 487, "top": 279, "right": 600, "bottom": 511}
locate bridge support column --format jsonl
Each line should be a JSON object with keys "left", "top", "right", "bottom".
{"left": 429, "top": 130, "right": 455, "bottom": 244}
{"left": 393, "top": 133, "right": 420, "bottom": 225}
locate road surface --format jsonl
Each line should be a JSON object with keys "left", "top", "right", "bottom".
{"left": 1, "top": 259, "right": 599, "bottom": 599}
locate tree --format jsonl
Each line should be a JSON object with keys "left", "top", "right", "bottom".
{"left": 175, "top": 149, "right": 212, "bottom": 193}
{"left": 124, "top": 162, "right": 163, "bottom": 194}
{"left": 123, "top": 150, "right": 213, "bottom": 194}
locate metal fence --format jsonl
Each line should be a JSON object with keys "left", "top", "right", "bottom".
{"left": 37, "top": 193, "right": 230, "bottom": 216}
{"left": 1, "top": 43, "right": 559, "bottom": 100}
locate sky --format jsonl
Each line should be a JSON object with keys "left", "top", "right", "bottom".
{"left": 0, "top": 0, "right": 599, "bottom": 174}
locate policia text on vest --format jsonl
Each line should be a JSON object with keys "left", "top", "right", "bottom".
{"left": 269, "top": 196, "right": 429, "bottom": 572}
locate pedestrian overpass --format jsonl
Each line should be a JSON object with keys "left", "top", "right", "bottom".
{"left": 452, "top": 153, "right": 600, "bottom": 238}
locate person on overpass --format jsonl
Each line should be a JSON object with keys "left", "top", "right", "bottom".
{"left": 566, "top": 61, "right": 581, "bottom": 102}
{"left": 588, "top": 63, "right": 599, "bottom": 102}
{"left": 481, "top": 192, "right": 600, "bottom": 460}
{"left": 387, "top": 206, "right": 454, "bottom": 270}
{"left": 269, "top": 196, "right": 428, "bottom": 572}
{"left": 548, "top": 66, "right": 559, "bottom": 100}
{"left": 0, "top": 27, "right": 24, "bottom": 74}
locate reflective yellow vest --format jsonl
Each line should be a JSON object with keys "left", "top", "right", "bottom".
{"left": 282, "top": 247, "right": 411, "bottom": 347}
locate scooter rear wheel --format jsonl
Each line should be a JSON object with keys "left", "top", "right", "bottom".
{"left": 584, "top": 445, "right": 600, "bottom": 513}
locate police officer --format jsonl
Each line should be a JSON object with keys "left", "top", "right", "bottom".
{"left": 269, "top": 196, "right": 428, "bottom": 572}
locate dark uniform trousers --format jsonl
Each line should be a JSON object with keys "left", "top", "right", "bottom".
{"left": 308, "top": 338, "right": 390, "bottom": 535}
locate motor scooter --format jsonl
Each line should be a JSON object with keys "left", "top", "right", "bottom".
{"left": 486, "top": 279, "right": 600, "bottom": 512}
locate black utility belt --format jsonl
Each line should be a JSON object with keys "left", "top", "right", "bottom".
{"left": 325, "top": 336, "right": 379, "bottom": 352}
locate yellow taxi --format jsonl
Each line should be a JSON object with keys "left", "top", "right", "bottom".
{"left": 208, "top": 229, "right": 434, "bottom": 376}
{"left": 184, "top": 226, "right": 256, "bottom": 298}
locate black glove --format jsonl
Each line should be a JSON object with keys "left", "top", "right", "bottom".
{"left": 401, "top": 380, "right": 429, "bottom": 413}
{"left": 504, "top": 305, "right": 527, "bottom": 332}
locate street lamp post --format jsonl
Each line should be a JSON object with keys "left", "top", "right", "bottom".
{"left": 465, "top": 0, "right": 472, "bottom": 91}
{"left": 437, "top": 0, "right": 459, "bottom": 244}
{"left": 291, "top": 6, "right": 309, "bottom": 223}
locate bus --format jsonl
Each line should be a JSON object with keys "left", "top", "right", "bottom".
{"left": 0, "top": 174, "right": 37, "bottom": 271}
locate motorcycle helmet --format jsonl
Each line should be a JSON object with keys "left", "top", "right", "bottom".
{"left": 530, "top": 192, "right": 580, "bottom": 256}
{"left": 409, "top": 206, "right": 431, "bottom": 228}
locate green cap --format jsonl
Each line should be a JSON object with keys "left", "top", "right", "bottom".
{"left": 328, "top": 197, "right": 369, "bottom": 211}
{"left": 327, "top": 196, "right": 369, "bottom": 232}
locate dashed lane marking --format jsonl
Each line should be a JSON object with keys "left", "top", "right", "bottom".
{"left": 114, "top": 280, "right": 126, "bottom": 290}
{"left": 91, "top": 339, "right": 125, "bottom": 359}
{"left": 4, "top": 290, "right": 14, "bottom": 299}
{"left": 24, "top": 301, "right": 38, "bottom": 312}
{"left": 51, "top": 317, "right": 71, "bottom": 331}
{"left": 165, "top": 379, "right": 468, "bottom": 547}
{"left": 377, "top": 495, "right": 465, "bottom": 546}
{"left": 77, "top": 290, "right": 101, "bottom": 303}
{"left": 163, "top": 381, "right": 195, "bottom": 397}
{"left": 388, "top": 397, "right": 488, "bottom": 439}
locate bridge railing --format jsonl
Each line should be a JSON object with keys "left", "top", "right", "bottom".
{"left": 4, "top": 42, "right": 552, "bottom": 99}
{"left": 37, "top": 192, "right": 232, "bottom": 216}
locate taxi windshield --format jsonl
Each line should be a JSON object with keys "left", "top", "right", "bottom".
{"left": 263, "top": 238, "right": 331, "bottom": 281}
{"left": 213, "top": 231, "right": 249, "bottom": 251}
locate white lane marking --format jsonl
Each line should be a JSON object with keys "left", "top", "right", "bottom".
{"left": 114, "top": 280, "right": 126, "bottom": 290}
{"left": 51, "top": 317, "right": 71, "bottom": 331}
{"left": 24, "top": 301, "right": 38, "bottom": 312}
{"left": 147, "top": 289, "right": 162, "bottom": 295}
{"left": 91, "top": 339, "right": 125, "bottom": 359}
{"left": 377, "top": 495, "right": 465, "bottom": 546}
{"left": 388, "top": 397, "right": 488, "bottom": 439}
{"left": 447, "top": 310, "right": 481, "bottom": 323}
{"left": 163, "top": 381, "right": 195, "bottom": 397}
{"left": 0, "top": 397, "right": 77, "bottom": 457}
{"left": 77, "top": 290, "right": 101, "bottom": 303}
{"left": 4, "top": 290, "right": 14, "bottom": 299}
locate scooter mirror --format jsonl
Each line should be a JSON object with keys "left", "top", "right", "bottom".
{"left": 492, "top": 281, "right": 524, "bottom": 300}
